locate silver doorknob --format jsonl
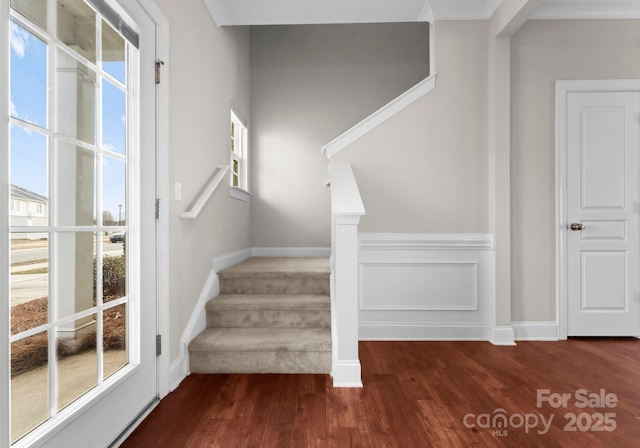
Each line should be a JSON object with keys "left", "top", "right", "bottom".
{"left": 570, "top": 223, "right": 585, "bottom": 231}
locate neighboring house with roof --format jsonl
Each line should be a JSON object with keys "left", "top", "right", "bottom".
{"left": 10, "top": 184, "right": 48, "bottom": 240}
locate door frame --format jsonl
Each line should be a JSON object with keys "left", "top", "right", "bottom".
{"left": 555, "top": 79, "right": 640, "bottom": 340}
{"left": 135, "top": 0, "right": 171, "bottom": 402}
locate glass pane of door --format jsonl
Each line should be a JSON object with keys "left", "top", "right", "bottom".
{"left": 9, "top": 20, "right": 47, "bottom": 127}
{"left": 11, "top": 331, "right": 49, "bottom": 443}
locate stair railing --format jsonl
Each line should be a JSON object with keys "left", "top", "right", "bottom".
{"left": 180, "top": 165, "right": 230, "bottom": 219}
{"left": 329, "top": 163, "right": 365, "bottom": 387}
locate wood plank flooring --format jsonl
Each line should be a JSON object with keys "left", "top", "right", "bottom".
{"left": 121, "top": 339, "right": 640, "bottom": 447}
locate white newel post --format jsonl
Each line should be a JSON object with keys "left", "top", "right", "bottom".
{"left": 329, "top": 163, "right": 365, "bottom": 387}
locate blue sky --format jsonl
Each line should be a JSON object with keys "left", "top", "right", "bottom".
{"left": 10, "top": 20, "right": 127, "bottom": 224}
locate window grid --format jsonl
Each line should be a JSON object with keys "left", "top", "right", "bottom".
{"left": 8, "top": 0, "right": 133, "bottom": 430}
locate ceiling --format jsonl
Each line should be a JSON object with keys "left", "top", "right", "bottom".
{"left": 204, "top": 0, "right": 640, "bottom": 26}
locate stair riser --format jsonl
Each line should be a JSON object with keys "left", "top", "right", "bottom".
{"left": 207, "top": 310, "right": 330, "bottom": 329}
{"left": 189, "top": 351, "right": 331, "bottom": 374}
{"left": 220, "top": 278, "right": 329, "bottom": 295}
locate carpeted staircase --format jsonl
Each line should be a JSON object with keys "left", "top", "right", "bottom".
{"left": 188, "top": 257, "right": 332, "bottom": 374}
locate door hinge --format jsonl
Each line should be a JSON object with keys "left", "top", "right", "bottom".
{"left": 155, "top": 60, "right": 164, "bottom": 84}
{"left": 155, "top": 198, "right": 161, "bottom": 219}
{"left": 156, "top": 334, "right": 162, "bottom": 357}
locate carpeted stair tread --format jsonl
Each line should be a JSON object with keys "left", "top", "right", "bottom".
{"left": 206, "top": 294, "right": 330, "bottom": 311}
{"left": 189, "top": 351, "right": 331, "bottom": 374}
{"left": 218, "top": 257, "right": 329, "bottom": 279}
{"left": 189, "top": 328, "right": 331, "bottom": 353}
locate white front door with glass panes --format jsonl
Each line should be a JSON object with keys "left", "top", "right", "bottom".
{"left": 2, "top": 1, "right": 159, "bottom": 446}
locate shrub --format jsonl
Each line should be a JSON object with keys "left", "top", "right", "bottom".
{"left": 94, "top": 255, "right": 126, "bottom": 300}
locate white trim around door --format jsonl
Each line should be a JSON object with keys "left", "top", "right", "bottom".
{"left": 555, "top": 79, "right": 640, "bottom": 340}
{"left": 134, "top": 0, "right": 171, "bottom": 402}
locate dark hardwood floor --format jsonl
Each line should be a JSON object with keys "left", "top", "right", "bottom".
{"left": 121, "top": 339, "right": 640, "bottom": 447}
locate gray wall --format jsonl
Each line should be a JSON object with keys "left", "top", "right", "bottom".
{"left": 510, "top": 19, "right": 640, "bottom": 322}
{"left": 250, "top": 23, "right": 430, "bottom": 247}
{"left": 155, "top": 0, "right": 251, "bottom": 360}
{"left": 334, "top": 21, "right": 489, "bottom": 234}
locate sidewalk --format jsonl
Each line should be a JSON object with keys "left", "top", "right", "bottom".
{"left": 11, "top": 263, "right": 49, "bottom": 306}
{"left": 11, "top": 262, "right": 48, "bottom": 274}
{"left": 11, "top": 349, "right": 127, "bottom": 442}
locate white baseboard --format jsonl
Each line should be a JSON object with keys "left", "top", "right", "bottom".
{"left": 213, "top": 248, "right": 252, "bottom": 272}
{"left": 359, "top": 322, "right": 492, "bottom": 340}
{"left": 513, "top": 322, "right": 559, "bottom": 341}
{"left": 169, "top": 355, "right": 188, "bottom": 392}
{"left": 177, "top": 269, "right": 218, "bottom": 370}
{"left": 251, "top": 247, "right": 331, "bottom": 258}
{"left": 331, "top": 360, "right": 363, "bottom": 388}
{"left": 492, "top": 325, "right": 516, "bottom": 346}
{"left": 176, "top": 248, "right": 252, "bottom": 384}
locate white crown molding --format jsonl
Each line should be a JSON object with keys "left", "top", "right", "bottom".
{"left": 203, "top": 0, "right": 640, "bottom": 25}
{"left": 209, "top": 0, "right": 431, "bottom": 26}
{"left": 430, "top": 0, "right": 503, "bottom": 20}
{"left": 203, "top": 0, "right": 231, "bottom": 26}
{"left": 531, "top": 0, "right": 640, "bottom": 20}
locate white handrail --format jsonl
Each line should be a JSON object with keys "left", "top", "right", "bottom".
{"left": 322, "top": 73, "right": 437, "bottom": 160}
{"left": 329, "top": 163, "right": 365, "bottom": 387}
{"left": 180, "top": 165, "right": 230, "bottom": 219}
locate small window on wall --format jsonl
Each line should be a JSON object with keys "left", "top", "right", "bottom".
{"left": 230, "top": 104, "right": 251, "bottom": 202}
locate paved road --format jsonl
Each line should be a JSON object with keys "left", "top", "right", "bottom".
{"left": 11, "top": 242, "right": 124, "bottom": 264}
{"left": 11, "top": 242, "right": 124, "bottom": 306}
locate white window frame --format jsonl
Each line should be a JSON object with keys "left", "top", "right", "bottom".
{"left": 229, "top": 103, "right": 251, "bottom": 202}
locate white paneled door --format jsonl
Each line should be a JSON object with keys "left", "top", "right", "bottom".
{"left": 566, "top": 90, "right": 640, "bottom": 336}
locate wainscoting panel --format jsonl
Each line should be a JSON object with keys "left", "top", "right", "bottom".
{"left": 360, "top": 262, "right": 478, "bottom": 311}
{"left": 358, "top": 233, "right": 496, "bottom": 340}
